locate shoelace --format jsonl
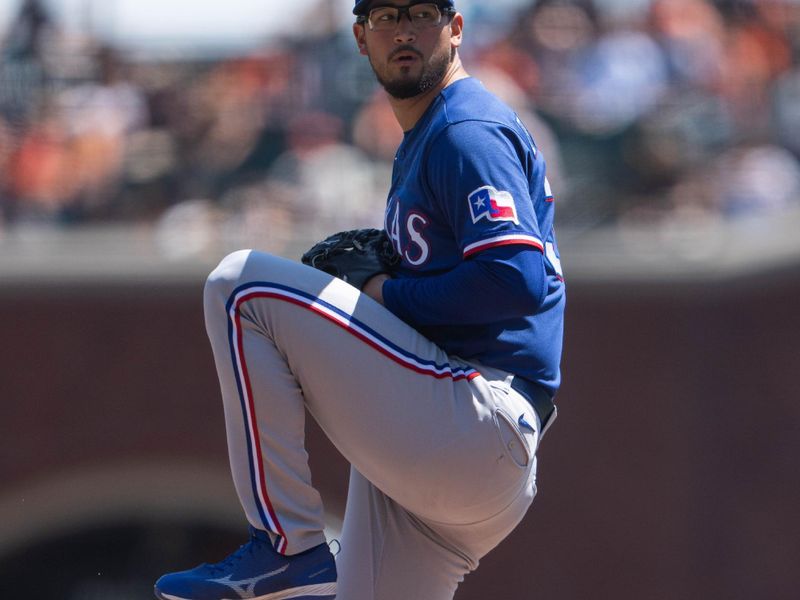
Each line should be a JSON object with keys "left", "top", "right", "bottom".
{"left": 207, "top": 530, "right": 270, "bottom": 574}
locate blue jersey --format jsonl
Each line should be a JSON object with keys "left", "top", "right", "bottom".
{"left": 383, "top": 77, "right": 565, "bottom": 394}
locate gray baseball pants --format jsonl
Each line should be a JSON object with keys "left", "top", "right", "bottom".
{"left": 203, "top": 249, "right": 544, "bottom": 600}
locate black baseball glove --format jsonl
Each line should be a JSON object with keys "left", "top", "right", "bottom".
{"left": 301, "top": 228, "right": 400, "bottom": 290}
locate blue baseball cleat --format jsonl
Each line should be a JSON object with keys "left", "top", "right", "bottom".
{"left": 154, "top": 527, "right": 336, "bottom": 600}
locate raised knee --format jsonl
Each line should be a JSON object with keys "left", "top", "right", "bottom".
{"left": 205, "top": 249, "right": 252, "bottom": 301}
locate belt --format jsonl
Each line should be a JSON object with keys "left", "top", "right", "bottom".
{"left": 510, "top": 377, "right": 556, "bottom": 431}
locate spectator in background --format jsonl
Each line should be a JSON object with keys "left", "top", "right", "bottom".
{"left": 172, "top": 56, "right": 278, "bottom": 193}
{"left": 1, "top": 0, "right": 52, "bottom": 61}
{"left": 263, "top": 110, "right": 386, "bottom": 239}
{"left": 514, "top": 0, "right": 598, "bottom": 123}
{"left": 0, "top": 0, "right": 53, "bottom": 126}
{"left": 5, "top": 112, "right": 75, "bottom": 220}
{"left": 650, "top": 0, "right": 727, "bottom": 90}
{"left": 714, "top": 143, "right": 800, "bottom": 217}
{"left": 54, "top": 47, "right": 149, "bottom": 219}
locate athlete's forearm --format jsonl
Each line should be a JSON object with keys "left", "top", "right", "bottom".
{"left": 363, "top": 273, "right": 390, "bottom": 305}
{"left": 382, "top": 245, "right": 546, "bottom": 327}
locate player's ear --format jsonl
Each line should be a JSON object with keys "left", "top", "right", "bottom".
{"left": 353, "top": 23, "right": 368, "bottom": 55}
{"left": 449, "top": 13, "right": 463, "bottom": 48}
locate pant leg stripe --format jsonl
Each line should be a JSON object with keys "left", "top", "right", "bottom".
{"left": 228, "top": 300, "right": 288, "bottom": 552}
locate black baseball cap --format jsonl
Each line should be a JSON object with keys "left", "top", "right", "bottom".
{"left": 353, "top": 0, "right": 455, "bottom": 16}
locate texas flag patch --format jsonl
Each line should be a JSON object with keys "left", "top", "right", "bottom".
{"left": 468, "top": 185, "right": 519, "bottom": 224}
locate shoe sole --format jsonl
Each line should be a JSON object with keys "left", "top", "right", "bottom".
{"left": 155, "top": 582, "right": 336, "bottom": 600}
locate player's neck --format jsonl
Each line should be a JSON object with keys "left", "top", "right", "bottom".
{"left": 389, "top": 59, "right": 469, "bottom": 132}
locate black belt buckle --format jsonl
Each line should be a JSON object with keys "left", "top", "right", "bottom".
{"left": 510, "top": 377, "right": 556, "bottom": 432}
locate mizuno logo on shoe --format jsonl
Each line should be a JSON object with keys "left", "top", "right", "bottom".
{"left": 208, "top": 564, "right": 289, "bottom": 599}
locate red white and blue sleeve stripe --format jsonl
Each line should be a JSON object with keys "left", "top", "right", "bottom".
{"left": 463, "top": 232, "right": 543, "bottom": 258}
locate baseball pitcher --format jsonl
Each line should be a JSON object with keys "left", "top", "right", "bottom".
{"left": 155, "top": 1, "right": 565, "bottom": 599}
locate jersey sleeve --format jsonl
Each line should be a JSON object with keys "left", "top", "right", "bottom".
{"left": 424, "top": 119, "right": 545, "bottom": 258}
{"left": 382, "top": 244, "right": 547, "bottom": 327}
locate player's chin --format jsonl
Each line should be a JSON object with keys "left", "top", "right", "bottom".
{"left": 375, "top": 66, "right": 426, "bottom": 99}
{"left": 391, "top": 70, "right": 419, "bottom": 86}
{"left": 383, "top": 80, "right": 424, "bottom": 99}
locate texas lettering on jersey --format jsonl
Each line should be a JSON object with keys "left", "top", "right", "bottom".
{"left": 386, "top": 195, "right": 432, "bottom": 267}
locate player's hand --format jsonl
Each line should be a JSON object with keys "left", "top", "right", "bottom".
{"left": 362, "top": 273, "right": 390, "bottom": 305}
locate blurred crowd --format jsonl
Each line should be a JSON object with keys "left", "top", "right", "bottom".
{"left": 1, "top": 0, "right": 799, "bottom": 252}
